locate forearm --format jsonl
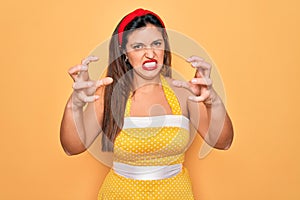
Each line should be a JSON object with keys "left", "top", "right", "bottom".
{"left": 60, "top": 95, "right": 87, "bottom": 155}
{"left": 60, "top": 92, "right": 104, "bottom": 155}
{"left": 205, "top": 93, "right": 234, "bottom": 150}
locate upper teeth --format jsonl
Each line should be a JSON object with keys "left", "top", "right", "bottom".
{"left": 144, "top": 62, "right": 156, "bottom": 67}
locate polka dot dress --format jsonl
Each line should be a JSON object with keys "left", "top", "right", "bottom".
{"left": 98, "top": 167, "right": 194, "bottom": 199}
{"left": 98, "top": 75, "right": 195, "bottom": 199}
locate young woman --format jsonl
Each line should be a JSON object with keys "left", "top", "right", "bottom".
{"left": 60, "top": 8, "right": 234, "bottom": 199}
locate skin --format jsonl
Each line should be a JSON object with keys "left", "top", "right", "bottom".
{"left": 124, "top": 24, "right": 172, "bottom": 116}
{"left": 60, "top": 23, "right": 234, "bottom": 155}
{"left": 125, "top": 24, "right": 165, "bottom": 82}
{"left": 60, "top": 56, "right": 112, "bottom": 155}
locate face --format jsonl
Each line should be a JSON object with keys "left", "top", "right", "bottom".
{"left": 124, "top": 23, "right": 165, "bottom": 80}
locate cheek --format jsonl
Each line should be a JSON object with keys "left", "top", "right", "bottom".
{"left": 128, "top": 54, "right": 141, "bottom": 67}
{"left": 157, "top": 50, "right": 165, "bottom": 62}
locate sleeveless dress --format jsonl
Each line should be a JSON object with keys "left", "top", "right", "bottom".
{"left": 98, "top": 75, "right": 195, "bottom": 200}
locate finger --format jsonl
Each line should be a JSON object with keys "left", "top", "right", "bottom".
{"left": 172, "top": 80, "right": 191, "bottom": 89}
{"left": 72, "top": 81, "right": 94, "bottom": 90}
{"left": 195, "top": 68, "right": 205, "bottom": 78}
{"left": 81, "top": 55, "right": 99, "bottom": 66}
{"left": 79, "top": 56, "right": 99, "bottom": 81}
{"left": 68, "top": 65, "right": 88, "bottom": 81}
{"left": 186, "top": 55, "right": 204, "bottom": 63}
{"left": 190, "top": 60, "right": 212, "bottom": 70}
{"left": 187, "top": 56, "right": 212, "bottom": 78}
{"left": 96, "top": 77, "right": 114, "bottom": 87}
{"left": 83, "top": 95, "right": 100, "bottom": 103}
{"left": 191, "top": 78, "right": 213, "bottom": 86}
{"left": 77, "top": 93, "right": 100, "bottom": 103}
{"left": 193, "top": 61, "right": 212, "bottom": 78}
{"left": 68, "top": 65, "right": 88, "bottom": 75}
{"left": 188, "top": 90, "right": 211, "bottom": 102}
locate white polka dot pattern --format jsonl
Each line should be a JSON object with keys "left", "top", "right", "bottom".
{"left": 98, "top": 75, "right": 195, "bottom": 199}
{"left": 98, "top": 167, "right": 194, "bottom": 199}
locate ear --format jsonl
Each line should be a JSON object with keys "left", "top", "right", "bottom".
{"left": 119, "top": 45, "right": 126, "bottom": 55}
{"left": 122, "top": 50, "right": 128, "bottom": 59}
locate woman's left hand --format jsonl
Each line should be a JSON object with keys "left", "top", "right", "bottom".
{"left": 172, "top": 55, "right": 217, "bottom": 105}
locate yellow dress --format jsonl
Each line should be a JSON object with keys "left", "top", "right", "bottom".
{"left": 98, "top": 75, "right": 195, "bottom": 200}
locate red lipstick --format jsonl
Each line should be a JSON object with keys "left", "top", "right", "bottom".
{"left": 142, "top": 59, "right": 158, "bottom": 71}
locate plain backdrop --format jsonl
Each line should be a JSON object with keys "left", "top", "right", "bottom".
{"left": 0, "top": 0, "right": 299, "bottom": 199}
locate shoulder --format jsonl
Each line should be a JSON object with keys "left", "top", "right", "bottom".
{"left": 164, "top": 77, "right": 192, "bottom": 98}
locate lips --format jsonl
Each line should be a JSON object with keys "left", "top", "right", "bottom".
{"left": 142, "top": 59, "right": 158, "bottom": 71}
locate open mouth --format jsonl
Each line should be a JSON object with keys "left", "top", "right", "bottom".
{"left": 142, "top": 60, "right": 158, "bottom": 71}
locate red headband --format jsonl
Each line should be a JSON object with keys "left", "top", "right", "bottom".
{"left": 118, "top": 8, "right": 165, "bottom": 46}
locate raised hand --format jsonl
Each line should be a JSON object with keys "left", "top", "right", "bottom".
{"left": 68, "top": 55, "right": 113, "bottom": 109}
{"left": 172, "top": 55, "right": 216, "bottom": 105}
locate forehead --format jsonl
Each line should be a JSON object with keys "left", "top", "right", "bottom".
{"left": 126, "top": 24, "right": 163, "bottom": 43}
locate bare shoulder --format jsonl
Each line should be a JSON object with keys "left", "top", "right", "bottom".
{"left": 164, "top": 77, "right": 193, "bottom": 117}
{"left": 164, "top": 76, "right": 192, "bottom": 97}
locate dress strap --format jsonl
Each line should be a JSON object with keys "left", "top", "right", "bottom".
{"left": 124, "top": 74, "right": 182, "bottom": 117}
{"left": 124, "top": 93, "right": 132, "bottom": 117}
{"left": 160, "top": 74, "right": 182, "bottom": 115}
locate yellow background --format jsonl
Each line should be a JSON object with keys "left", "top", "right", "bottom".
{"left": 1, "top": 0, "right": 299, "bottom": 199}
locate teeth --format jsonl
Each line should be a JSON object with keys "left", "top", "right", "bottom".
{"left": 144, "top": 62, "right": 156, "bottom": 67}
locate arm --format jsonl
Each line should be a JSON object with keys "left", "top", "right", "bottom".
{"left": 188, "top": 88, "right": 234, "bottom": 150}
{"left": 173, "top": 55, "right": 234, "bottom": 150}
{"left": 60, "top": 56, "right": 113, "bottom": 156}
{"left": 60, "top": 88, "right": 104, "bottom": 155}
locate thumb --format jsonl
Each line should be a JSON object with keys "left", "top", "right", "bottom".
{"left": 96, "top": 77, "right": 114, "bottom": 87}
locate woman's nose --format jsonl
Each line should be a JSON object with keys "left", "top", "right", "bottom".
{"left": 144, "top": 47, "right": 155, "bottom": 59}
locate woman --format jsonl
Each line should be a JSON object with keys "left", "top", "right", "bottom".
{"left": 60, "top": 8, "right": 234, "bottom": 200}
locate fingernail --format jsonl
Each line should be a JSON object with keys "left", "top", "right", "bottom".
{"left": 191, "top": 62, "right": 197, "bottom": 67}
{"left": 81, "top": 65, "right": 88, "bottom": 71}
{"left": 96, "top": 80, "right": 103, "bottom": 87}
{"left": 95, "top": 95, "right": 100, "bottom": 100}
{"left": 172, "top": 80, "right": 179, "bottom": 86}
{"left": 188, "top": 96, "right": 194, "bottom": 100}
{"left": 191, "top": 78, "right": 197, "bottom": 83}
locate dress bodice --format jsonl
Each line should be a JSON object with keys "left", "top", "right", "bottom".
{"left": 113, "top": 75, "right": 190, "bottom": 166}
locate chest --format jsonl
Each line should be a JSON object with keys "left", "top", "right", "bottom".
{"left": 130, "top": 90, "right": 172, "bottom": 117}
{"left": 113, "top": 115, "right": 191, "bottom": 165}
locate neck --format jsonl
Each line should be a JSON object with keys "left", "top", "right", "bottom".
{"left": 132, "top": 74, "right": 162, "bottom": 94}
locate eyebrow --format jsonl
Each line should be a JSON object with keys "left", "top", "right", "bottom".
{"left": 129, "top": 39, "right": 163, "bottom": 46}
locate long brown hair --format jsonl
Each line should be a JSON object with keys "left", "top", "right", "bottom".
{"left": 101, "top": 13, "right": 172, "bottom": 152}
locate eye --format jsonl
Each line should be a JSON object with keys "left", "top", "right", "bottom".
{"left": 152, "top": 41, "right": 162, "bottom": 47}
{"left": 132, "top": 44, "right": 143, "bottom": 49}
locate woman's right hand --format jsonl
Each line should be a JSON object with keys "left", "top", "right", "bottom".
{"left": 68, "top": 55, "right": 113, "bottom": 110}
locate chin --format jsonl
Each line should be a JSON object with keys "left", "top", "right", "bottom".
{"left": 137, "top": 71, "right": 161, "bottom": 79}
{"left": 133, "top": 65, "right": 163, "bottom": 79}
